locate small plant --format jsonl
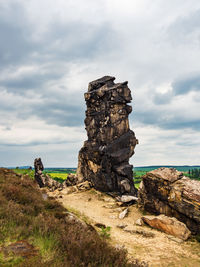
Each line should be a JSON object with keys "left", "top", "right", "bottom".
{"left": 100, "top": 226, "right": 111, "bottom": 239}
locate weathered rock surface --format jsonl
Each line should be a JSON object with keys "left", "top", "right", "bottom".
{"left": 77, "top": 76, "right": 138, "bottom": 195}
{"left": 117, "top": 195, "right": 138, "bottom": 203}
{"left": 138, "top": 167, "right": 200, "bottom": 234}
{"left": 135, "top": 218, "right": 144, "bottom": 226}
{"left": 141, "top": 215, "right": 191, "bottom": 240}
{"left": 63, "top": 173, "right": 78, "bottom": 186}
{"left": 34, "top": 158, "right": 63, "bottom": 191}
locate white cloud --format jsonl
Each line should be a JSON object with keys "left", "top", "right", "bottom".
{"left": 0, "top": 118, "right": 85, "bottom": 146}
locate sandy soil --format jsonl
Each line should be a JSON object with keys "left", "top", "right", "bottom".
{"left": 48, "top": 188, "right": 200, "bottom": 267}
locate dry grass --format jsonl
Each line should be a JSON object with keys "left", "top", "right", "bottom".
{"left": 0, "top": 168, "right": 143, "bottom": 267}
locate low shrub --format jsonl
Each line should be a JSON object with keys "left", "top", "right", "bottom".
{"left": 0, "top": 168, "right": 143, "bottom": 266}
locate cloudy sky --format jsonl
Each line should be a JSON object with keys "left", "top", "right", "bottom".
{"left": 0, "top": 0, "right": 200, "bottom": 167}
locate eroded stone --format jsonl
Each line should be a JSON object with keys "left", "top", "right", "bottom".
{"left": 138, "top": 167, "right": 200, "bottom": 234}
{"left": 76, "top": 76, "right": 138, "bottom": 195}
{"left": 142, "top": 215, "right": 191, "bottom": 240}
{"left": 119, "top": 208, "right": 129, "bottom": 219}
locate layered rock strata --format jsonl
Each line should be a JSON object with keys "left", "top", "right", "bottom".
{"left": 138, "top": 167, "right": 200, "bottom": 234}
{"left": 77, "top": 76, "right": 138, "bottom": 195}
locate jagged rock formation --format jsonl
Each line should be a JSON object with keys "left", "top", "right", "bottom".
{"left": 138, "top": 167, "right": 200, "bottom": 234}
{"left": 34, "top": 158, "right": 45, "bottom": 187}
{"left": 77, "top": 76, "right": 138, "bottom": 195}
{"left": 34, "top": 158, "right": 63, "bottom": 191}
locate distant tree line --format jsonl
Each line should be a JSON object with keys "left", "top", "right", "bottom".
{"left": 188, "top": 169, "right": 200, "bottom": 179}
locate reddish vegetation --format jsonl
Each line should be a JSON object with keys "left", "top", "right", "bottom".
{"left": 0, "top": 168, "right": 143, "bottom": 267}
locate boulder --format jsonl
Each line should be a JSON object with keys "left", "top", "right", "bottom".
{"left": 142, "top": 215, "right": 191, "bottom": 240}
{"left": 138, "top": 167, "right": 200, "bottom": 234}
{"left": 76, "top": 76, "right": 138, "bottom": 195}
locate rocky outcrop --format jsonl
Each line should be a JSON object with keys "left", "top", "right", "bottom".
{"left": 77, "top": 76, "right": 138, "bottom": 195}
{"left": 138, "top": 167, "right": 200, "bottom": 234}
{"left": 34, "top": 158, "right": 63, "bottom": 191}
{"left": 34, "top": 158, "right": 45, "bottom": 187}
{"left": 141, "top": 215, "right": 191, "bottom": 240}
{"left": 63, "top": 173, "right": 79, "bottom": 186}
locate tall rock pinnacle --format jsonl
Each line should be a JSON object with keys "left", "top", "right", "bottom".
{"left": 77, "top": 76, "right": 138, "bottom": 195}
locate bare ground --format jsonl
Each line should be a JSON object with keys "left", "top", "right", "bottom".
{"left": 47, "top": 188, "right": 200, "bottom": 267}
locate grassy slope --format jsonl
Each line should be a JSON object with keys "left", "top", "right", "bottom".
{"left": 0, "top": 168, "right": 140, "bottom": 267}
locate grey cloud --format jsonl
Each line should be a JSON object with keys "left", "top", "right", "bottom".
{"left": 0, "top": 1, "right": 115, "bottom": 128}
{"left": 167, "top": 8, "right": 200, "bottom": 44}
{"left": 153, "top": 91, "right": 173, "bottom": 105}
{"left": 0, "top": 140, "right": 67, "bottom": 147}
{"left": 172, "top": 75, "right": 200, "bottom": 95}
{"left": 176, "top": 140, "right": 200, "bottom": 147}
{"left": 160, "top": 119, "right": 200, "bottom": 131}
{"left": 43, "top": 21, "right": 115, "bottom": 61}
{"left": 0, "top": 70, "right": 63, "bottom": 92}
{"left": 134, "top": 109, "right": 200, "bottom": 131}
{"left": 32, "top": 100, "right": 85, "bottom": 127}
{"left": 0, "top": 2, "right": 37, "bottom": 68}
{"left": 0, "top": 1, "right": 114, "bottom": 69}
{"left": 151, "top": 74, "right": 200, "bottom": 105}
{"left": 0, "top": 88, "right": 85, "bottom": 127}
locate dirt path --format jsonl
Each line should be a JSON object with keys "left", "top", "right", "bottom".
{"left": 48, "top": 189, "right": 200, "bottom": 267}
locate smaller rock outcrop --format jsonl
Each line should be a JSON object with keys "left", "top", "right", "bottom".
{"left": 63, "top": 173, "right": 79, "bottom": 187}
{"left": 34, "top": 158, "right": 91, "bottom": 193}
{"left": 141, "top": 215, "right": 191, "bottom": 240}
{"left": 34, "top": 158, "right": 63, "bottom": 191}
{"left": 138, "top": 167, "right": 200, "bottom": 234}
{"left": 34, "top": 158, "right": 44, "bottom": 187}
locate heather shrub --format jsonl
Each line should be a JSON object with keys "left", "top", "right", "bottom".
{"left": 0, "top": 168, "right": 144, "bottom": 267}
